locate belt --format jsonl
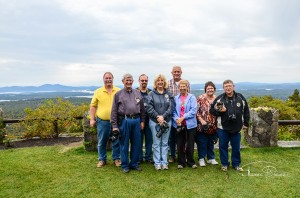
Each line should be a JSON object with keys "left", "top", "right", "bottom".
{"left": 99, "top": 118, "right": 110, "bottom": 122}
{"left": 119, "top": 114, "right": 140, "bottom": 119}
{"left": 97, "top": 116, "right": 110, "bottom": 122}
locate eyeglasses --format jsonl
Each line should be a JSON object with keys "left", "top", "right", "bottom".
{"left": 140, "top": 80, "right": 148, "bottom": 82}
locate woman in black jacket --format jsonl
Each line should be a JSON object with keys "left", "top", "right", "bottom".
{"left": 146, "top": 74, "right": 174, "bottom": 171}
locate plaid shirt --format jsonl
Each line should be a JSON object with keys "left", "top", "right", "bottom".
{"left": 168, "top": 79, "right": 191, "bottom": 97}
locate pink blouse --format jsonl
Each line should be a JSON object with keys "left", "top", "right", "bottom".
{"left": 180, "top": 95, "right": 187, "bottom": 125}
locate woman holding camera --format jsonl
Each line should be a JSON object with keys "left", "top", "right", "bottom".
{"left": 196, "top": 81, "right": 218, "bottom": 167}
{"left": 146, "top": 74, "right": 174, "bottom": 170}
{"left": 172, "top": 80, "right": 198, "bottom": 169}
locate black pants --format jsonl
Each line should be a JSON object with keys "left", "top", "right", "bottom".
{"left": 176, "top": 127, "right": 196, "bottom": 167}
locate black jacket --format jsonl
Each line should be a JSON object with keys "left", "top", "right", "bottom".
{"left": 145, "top": 89, "right": 174, "bottom": 123}
{"left": 210, "top": 91, "right": 250, "bottom": 133}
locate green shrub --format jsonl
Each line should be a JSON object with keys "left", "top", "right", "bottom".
{"left": 21, "top": 98, "right": 88, "bottom": 138}
{"left": 278, "top": 126, "right": 300, "bottom": 141}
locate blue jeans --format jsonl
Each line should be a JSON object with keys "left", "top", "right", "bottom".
{"left": 149, "top": 120, "right": 171, "bottom": 166}
{"left": 96, "top": 117, "right": 120, "bottom": 161}
{"left": 119, "top": 117, "right": 141, "bottom": 170}
{"left": 169, "top": 126, "right": 176, "bottom": 158}
{"left": 217, "top": 128, "right": 241, "bottom": 167}
{"left": 196, "top": 133, "right": 216, "bottom": 160}
{"left": 139, "top": 122, "right": 153, "bottom": 161}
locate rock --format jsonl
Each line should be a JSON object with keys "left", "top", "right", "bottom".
{"left": 82, "top": 111, "right": 112, "bottom": 152}
{"left": 82, "top": 111, "right": 98, "bottom": 152}
{"left": 245, "top": 107, "right": 279, "bottom": 147}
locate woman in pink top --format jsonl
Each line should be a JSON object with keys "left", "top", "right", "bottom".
{"left": 172, "top": 80, "right": 198, "bottom": 169}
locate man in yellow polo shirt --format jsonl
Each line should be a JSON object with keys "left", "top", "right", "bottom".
{"left": 90, "top": 72, "right": 121, "bottom": 168}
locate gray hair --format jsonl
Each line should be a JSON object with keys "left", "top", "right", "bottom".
{"left": 223, "top": 79, "right": 234, "bottom": 85}
{"left": 122, "top": 73, "right": 133, "bottom": 81}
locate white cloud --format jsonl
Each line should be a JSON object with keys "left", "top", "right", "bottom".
{"left": 0, "top": 0, "right": 299, "bottom": 86}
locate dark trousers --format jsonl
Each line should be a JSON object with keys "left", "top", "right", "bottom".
{"left": 217, "top": 128, "right": 241, "bottom": 167}
{"left": 139, "top": 122, "right": 153, "bottom": 161}
{"left": 119, "top": 117, "right": 141, "bottom": 170}
{"left": 196, "top": 132, "right": 216, "bottom": 160}
{"left": 176, "top": 127, "right": 196, "bottom": 167}
{"left": 169, "top": 126, "right": 176, "bottom": 158}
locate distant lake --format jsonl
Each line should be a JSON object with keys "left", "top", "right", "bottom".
{"left": 0, "top": 88, "right": 296, "bottom": 102}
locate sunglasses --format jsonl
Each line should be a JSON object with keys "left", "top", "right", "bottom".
{"left": 140, "top": 80, "right": 148, "bottom": 82}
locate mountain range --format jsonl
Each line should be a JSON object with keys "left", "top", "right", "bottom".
{"left": 0, "top": 82, "right": 299, "bottom": 92}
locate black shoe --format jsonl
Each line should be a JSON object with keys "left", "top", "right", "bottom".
{"left": 122, "top": 169, "right": 130, "bottom": 173}
{"left": 131, "top": 166, "right": 142, "bottom": 171}
{"left": 168, "top": 156, "right": 175, "bottom": 163}
{"left": 139, "top": 159, "right": 145, "bottom": 164}
{"left": 146, "top": 159, "right": 153, "bottom": 164}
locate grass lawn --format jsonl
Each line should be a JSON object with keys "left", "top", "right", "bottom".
{"left": 0, "top": 145, "right": 299, "bottom": 198}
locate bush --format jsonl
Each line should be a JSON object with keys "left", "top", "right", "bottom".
{"left": 278, "top": 126, "right": 300, "bottom": 141}
{"left": 20, "top": 98, "right": 88, "bottom": 138}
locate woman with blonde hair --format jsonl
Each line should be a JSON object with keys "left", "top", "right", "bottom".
{"left": 146, "top": 74, "right": 174, "bottom": 170}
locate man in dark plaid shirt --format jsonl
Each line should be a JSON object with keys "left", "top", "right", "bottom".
{"left": 167, "top": 66, "right": 190, "bottom": 163}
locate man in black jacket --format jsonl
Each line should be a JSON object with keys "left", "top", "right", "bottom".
{"left": 210, "top": 79, "right": 250, "bottom": 172}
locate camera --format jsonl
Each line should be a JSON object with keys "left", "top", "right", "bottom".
{"left": 197, "top": 122, "right": 211, "bottom": 133}
{"left": 156, "top": 121, "right": 169, "bottom": 138}
{"left": 176, "top": 125, "right": 186, "bottom": 134}
{"left": 201, "top": 122, "right": 211, "bottom": 132}
{"left": 216, "top": 101, "right": 224, "bottom": 111}
{"left": 110, "top": 130, "right": 120, "bottom": 141}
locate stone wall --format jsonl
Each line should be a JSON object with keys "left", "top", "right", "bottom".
{"left": 82, "top": 112, "right": 98, "bottom": 151}
{"left": 82, "top": 111, "right": 112, "bottom": 152}
{"left": 245, "top": 107, "right": 279, "bottom": 147}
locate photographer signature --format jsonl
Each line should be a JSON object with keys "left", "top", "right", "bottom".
{"left": 239, "top": 161, "right": 288, "bottom": 177}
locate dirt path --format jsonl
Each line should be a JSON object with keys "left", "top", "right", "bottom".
{"left": 1, "top": 137, "right": 299, "bottom": 150}
{"left": 0, "top": 136, "right": 83, "bottom": 150}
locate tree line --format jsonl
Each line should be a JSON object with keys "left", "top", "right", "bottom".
{"left": 1, "top": 89, "right": 299, "bottom": 141}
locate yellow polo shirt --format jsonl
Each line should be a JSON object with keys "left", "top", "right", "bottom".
{"left": 90, "top": 86, "right": 121, "bottom": 120}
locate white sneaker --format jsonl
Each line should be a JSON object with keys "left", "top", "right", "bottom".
{"left": 155, "top": 165, "right": 161, "bottom": 170}
{"left": 162, "top": 165, "right": 169, "bottom": 170}
{"left": 234, "top": 166, "right": 244, "bottom": 171}
{"left": 177, "top": 165, "right": 184, "bottom": 169}
{"left": 192, "top": 164, "right": 197, "bottom": 169}
{"left": 199, "top": 159, "right": 206, "bottom": 167}
{"left": 207, "top": 159, "right": 219, "bottom": 165}
{"left": 221, "top": 166, "right": 228, "bottom": 171}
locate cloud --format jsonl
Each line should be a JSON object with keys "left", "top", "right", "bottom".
{"left": 0, "top": 0, "right": 299, "bottom": 86}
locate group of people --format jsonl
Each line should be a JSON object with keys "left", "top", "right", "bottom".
{"left": 89, "top": 66, "right": 250, "bottom": 173}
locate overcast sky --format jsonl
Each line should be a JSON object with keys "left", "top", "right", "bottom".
{"left": 0, "top": 0, "right": 299, "bottom": 87}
